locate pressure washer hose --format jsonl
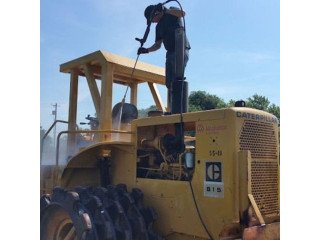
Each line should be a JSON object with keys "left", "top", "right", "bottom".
{"left": 120, "top": 1, "right": 215, "bottom": 239}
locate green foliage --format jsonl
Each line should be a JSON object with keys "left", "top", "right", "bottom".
{"left": 137, "top": 92, "right": 280, "bottom": 123}
{"left": 188, "top": 91, "right": 227, "bottom": 112}
{"left": 246, "top": 94, "right": 270, "bottom": 111}
{"left": 227, "top": 99, "right": 236, "bottom": 107}
{"left": 245, "top": 94, "right": 280, "bottom": 122}
{"left": 138, "top": 105, "right": 158, "bottom": 118}
{"left": 268, "top": 104, "right": 280, "bottom": 121}
{"left": 188, "top": 104, "right": 202, "bottom": 112}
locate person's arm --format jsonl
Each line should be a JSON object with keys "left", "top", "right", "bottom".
{"left": 147, "top": 40, "right": 162, "bottom": 52}
{"left": 138, "top": 40, "right": 162, "bottom": 54}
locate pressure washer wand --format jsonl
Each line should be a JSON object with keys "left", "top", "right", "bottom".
{"left": 122, "top": 0, "right": 172, "bottom": 105}
{"left": 122, "top": 54, "right": 140, "bottom": 104}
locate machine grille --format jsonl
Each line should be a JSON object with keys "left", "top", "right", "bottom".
{"left": 239, "top": 119, "right": 279, "bottom": 217}
{"left": 239, "top": 120, "right": 278, "bottom": 159}
{"left": 251, "top": 160, "right": 279, "bottom": 216}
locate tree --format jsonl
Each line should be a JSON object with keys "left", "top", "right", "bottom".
{"left": 246, "top": 94, "right": 270, "bottom": 111}
{"left": 137, "top": 92, "right": 280, "bottom": 123}
{"left": 188, "top": 91, "right": 227, "bottom": 112}
{"left": 246, "top": 94, "right": 280, "bottom": 123}
{"left": 227, "top": 99, "right": 236, "bottom": 107}
{"left": 268, "top": 104, "right": 280, "bottom": 122}
{"left": 188, "top": 103, "right": 202, "bottom": 112}
{"left": 138, "top": 105, "right": 158, "bottom": 118}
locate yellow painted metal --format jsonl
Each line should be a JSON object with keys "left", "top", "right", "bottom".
{"left": 42, "top": 51, "right": 280, "bottom": 240}
{"left": 60, "top": 50, "right": 165, "bottom": 85}
{"left": 59, "top": 50, "right": 166, "bottom": 146}
{"left": 43, "top": 106, "right": 280, "bottom": 240}
{"left": 148, "top": 82, "right": 166, "bottom": 112}
{"left": 136, "top": 179, "right": 209, "bottom": 238}
{"left": 238, "top": 150, "right": 251, "bottom": 218}
{"left": 130, "top": 83, "right": 138, "bottom": 106}
{"left": 58, "top": 142, "right": 136, "bottom": 190}
{"left": 131, "top": 107, "right": 280, "bottom": 239}
{"left": 83, "top": 63, "right": 101, "bottom": 118}
{"left": 67, "top": 69, "right": 79, "bottom": 156}
{"left": 235, "top": 109, "right": 280, "bottom": 225}
{"left": 99, "top": 62, "right": 114, "bottom": 141}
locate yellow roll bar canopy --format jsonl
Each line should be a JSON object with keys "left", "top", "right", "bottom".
{"left": 60, "top": 50, "right": 166, "bottom": 148}
{"left": 60, "top": 50, "right": 169, "bottom": 152}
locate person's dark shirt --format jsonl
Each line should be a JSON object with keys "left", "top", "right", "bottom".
{"left": 155, "top": 7, "right": 191, "bottom": 52}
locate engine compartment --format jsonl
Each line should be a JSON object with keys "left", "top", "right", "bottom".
{"left": 136, "top": 122, "right": 196, "bottom": 181}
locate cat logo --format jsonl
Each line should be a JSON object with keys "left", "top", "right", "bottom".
{"left": 206, "top": 162, "right": 222, "bottom": 182}
{"left": 204, "top": 161, "right": 224, "bottom": 198}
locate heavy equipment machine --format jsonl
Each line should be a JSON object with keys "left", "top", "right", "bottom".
{"left": 40, "top": 50, "right": 280, "bottom": 240}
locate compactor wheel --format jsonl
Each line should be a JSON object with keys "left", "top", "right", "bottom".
{"left": 40, "top": 185, "right": 162, "bottom": 240}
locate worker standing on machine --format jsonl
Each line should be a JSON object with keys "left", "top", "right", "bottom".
{"left": 137, "top": 3, "right": 191, "bottom": 110}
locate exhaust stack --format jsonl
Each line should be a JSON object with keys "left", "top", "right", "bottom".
{"left": 169, "top": 27, "right": 188, "bottom": 154}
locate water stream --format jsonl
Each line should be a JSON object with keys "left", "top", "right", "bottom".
{"left": 112, "top": 103, "right": 123, "bottom": 140}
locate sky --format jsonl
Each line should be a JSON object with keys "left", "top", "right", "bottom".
{"left": 40, "top": 0, "right": 279, "bottom": 130}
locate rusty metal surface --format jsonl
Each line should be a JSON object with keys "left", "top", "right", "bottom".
{"left": 243, "top": 222, "right": 280, "bottom": 240}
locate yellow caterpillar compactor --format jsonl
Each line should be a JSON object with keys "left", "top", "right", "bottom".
{"left": 40, "top": 50, "right": 280, "bottom": 240}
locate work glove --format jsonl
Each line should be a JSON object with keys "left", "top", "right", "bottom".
{"left": 137, "top": 47, "right": 149, "bottom": 55}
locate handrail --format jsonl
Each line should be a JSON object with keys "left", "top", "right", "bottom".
{"left": 40, "top": 120, "right": 69, "bottom": 164}
{"left": 55, "top": 129, "right": 134, "bottom": 167}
